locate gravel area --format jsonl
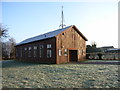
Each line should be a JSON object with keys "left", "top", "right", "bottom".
{"left": 2, "top": 60, "right": 120, "bottom": 88}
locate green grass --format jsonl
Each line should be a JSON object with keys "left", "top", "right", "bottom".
{"left": 2, "top": 60, "right": 119, "bottom": 88}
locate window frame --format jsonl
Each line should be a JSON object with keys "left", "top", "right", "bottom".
{"left": 33, "top": 46, "right": 37, "bottom": 57}
{"left": 47, "top": 44, "right": 52, "bottom": 49}
{"left": 24, "top": 47, "right": 27, "bottom": 57}
{"left": 39, "top": 44, "right": 44, "bottom": 58}
{"left": 28, "top": 47, "right": 32, "bottom": 57}
{"left": 47, "top": 49, "right": 52, "bottom": 58}
{"left": 59, "top": 49, "right": 62, "bottom": 56}
{"left": 64, "top": 49, "right": 67, "bottom": 56}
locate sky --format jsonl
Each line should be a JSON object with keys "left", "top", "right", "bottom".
{"left": 1, "top": 1, "right": 119, "bottom": 48}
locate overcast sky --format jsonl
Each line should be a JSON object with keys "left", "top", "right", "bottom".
{"left": 2, "top": 1, "right": 118, "bottom": 48}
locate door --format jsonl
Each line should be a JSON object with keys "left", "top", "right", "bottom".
{"left": 69, "top": 50, "right": 78, "bottom": 61}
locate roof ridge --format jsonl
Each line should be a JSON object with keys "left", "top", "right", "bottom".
{"left": 16, "top": 25, "right": 72, "bottom": 46}
{"left": 24, "top": 25, "right": 72, "bottom": 40}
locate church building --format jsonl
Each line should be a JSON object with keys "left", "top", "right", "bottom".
{"left": 15, "top": 25, "right": 88, "bottom": 64}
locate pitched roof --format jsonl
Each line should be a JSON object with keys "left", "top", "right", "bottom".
{"left": 16, "top": 25, "right": 72, "bottom": 46}
{"left": 16, "top": 25, "right": 88, "bottom": 46}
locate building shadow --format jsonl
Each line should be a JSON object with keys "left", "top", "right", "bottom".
{"left": 1, "top": 60, "right": 50, "bottom": 68}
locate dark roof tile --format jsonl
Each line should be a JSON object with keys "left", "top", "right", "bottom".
{"left": 16, "top": 25, "right": 72, "bottom": 46}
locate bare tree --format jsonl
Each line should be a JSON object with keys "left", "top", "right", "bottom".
{"left": 0, "top": 23, "right": 9, "bottom": 38}
{"left": 0, "top": 23, "right": 9, "bottom": 60}
{"left": 0, "top": 39, "right": 1, "bottom": 60}
{"left": 91, "top": 41, "right": 97, "bottom": 48}
{"left": 9, "top": 37, "right": 16, "bottom": 59}
{"left": 2, "top": 37, "right": 16, "bottom": 59}
{"left": 0, "top": 24, "right": 16, "bottom": 60}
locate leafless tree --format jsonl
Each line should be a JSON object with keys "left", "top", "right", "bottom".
{"left": 91, "top": 41, "right": 97, "bottom": 48}
{"left": 0, "top": 24, "right": 16, "bottom": 60}
{"left": 0, "top": 23, "right": 9, "bottom": 38}
{"left": 2, "top": 37, "right": 16, "bottom": 59}
{"left": 0, "top": 23, "right": 9, "bottom": 60}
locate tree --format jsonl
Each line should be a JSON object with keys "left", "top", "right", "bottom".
{"left": 91, "top": 41, "right": 97, "bottom": 48}
{"left": 9, "top": 37, "right": 16, "bottom": 59}
{"left": 2, "top": 37, "right": 16, "bottom": 59}
{"left": 86, "top": 41, "right": 98, "bottom": 53}
{"left": 0, "top": 24, "right": 9, "bottom": 60}
{"left": 0, "top": 24, "right": 16, "bottom": 60}
{"left": 0, "top": 23, "right": 9, "bottom": 38}
{"left": 86, "top": 41, "right": 104, "bottom": 59}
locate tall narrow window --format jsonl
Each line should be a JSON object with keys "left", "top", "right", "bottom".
{"left": 64, "top": 49, "right": 67, "bottom": 56}
{"left": 47, "top": 50, "right": 52, "bottom": 58}
{"left": 59, "top": 49, "right": 62, "bottom": 56}
{"left": 34, "top": 46, "right": 37, "bottom": 57}
{"left": 28, "top": 47, "right": 31, "bottom": 57}
{"left": 47, "top": 44, "right": 52, "bottom": 58}
{"left": 39, "top": 44, "right": 44, "bottom": 58}
{"left": 82, "top": 50, "right": 85, "bottom": 55}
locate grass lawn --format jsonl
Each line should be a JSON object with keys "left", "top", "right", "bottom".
{"left": 1, "top": 60, "right": 120, "bottom": 88}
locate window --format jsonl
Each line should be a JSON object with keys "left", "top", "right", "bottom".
{"left": 34, "top": 46, "right": 37, "bottom": 57}
{"left": 64, "top": 49, "right": 67, "bottom": 56}
{"left": 39, "top": 44, "right": 44, "bottom": 58}
{"left": 28, "top": 47, "right": 31, "bottom": 57}
{"left": 79, "top": 50, "right": 84, "bottom": 55}
{"left": 24, "top": 47, "right": 27, "bottom": 51}
{"left": 82, "top": 50, "right": 84, "bottom": 55}
{"left": 82, "top": 50, "right": 85, "bottom": 55}
{"left": 59, "top": 49, "right": 62, "bottom": 56}
{"left": 47, "top": 50, "right": 52, "bottom": 58}
{"left": 40, "top": 44, "right": 44, "bottom": 49}
{"left": 47, "top": 44, "right": 51, "bottom": 48}
{"left": 47, "top": 44, "right": 52, "bottom": 58}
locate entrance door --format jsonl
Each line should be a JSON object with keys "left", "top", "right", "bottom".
{"left": 69, "top": 50, "right": 78, "bottom": 61}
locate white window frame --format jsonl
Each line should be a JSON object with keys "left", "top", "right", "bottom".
{"left": 28, "top": 47, "right": 31, "bottom": 57}
{"left": 47, "top": 49, "right": 52, "bottom": 58}
{"left": 64, "top": 49, "right": 67, "bottom": 56}
{"left": 59, "top": 49, "right": 62, "bottom": 56}
{"left": 47, "top": 44, "right": 52, "bottom": 49}
{"left": 39, "top": 44, "right": 44, "bottom": 58}
{"left": 34, "top": 46, "right": 37, "bottom": 50}
{"left": 34, "top": 46, "right": 37, "bottom": 57}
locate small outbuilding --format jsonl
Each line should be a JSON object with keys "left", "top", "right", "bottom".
{"left": 15, "top": 25, "right": 88, "bottom": 64}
